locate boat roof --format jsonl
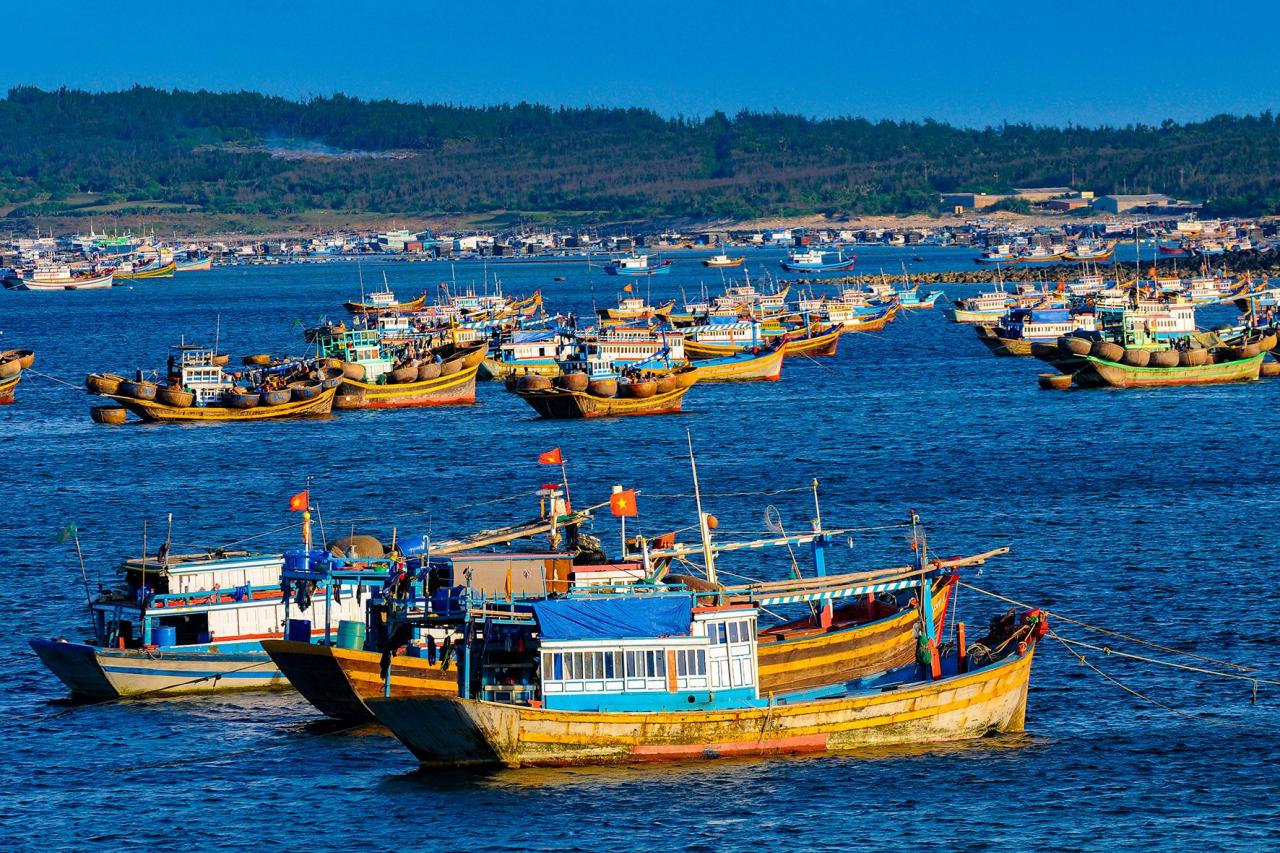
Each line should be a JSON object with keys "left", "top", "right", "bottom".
{"left": 533, "top": 594, "right": 693, "bottom": 641}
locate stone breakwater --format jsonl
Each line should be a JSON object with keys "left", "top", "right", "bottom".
{"left": 794, "top": 251, "right": 1280, "bottom": 286}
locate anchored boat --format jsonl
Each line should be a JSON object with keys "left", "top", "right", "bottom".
{"left": 779, "top": 247, "right": 856, "bottom": 273}
{"left": 30, "top": 542, "right": 387, "bottom": 700}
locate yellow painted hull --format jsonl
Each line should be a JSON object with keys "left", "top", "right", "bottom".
{"left": 478, "top": 358, "right": 561, "bottom": 381}
{"left": 783, "top": 326, "right": 843, "bottom": 356}
{"left": 336, "top": 361, "right": 479, "bottom": 408}
{"left": 262, "top": 639, "right": 456, "bottom": 721}
{"left": 514, "top": 380, "right": 695, "bottom": 418}
{"left": 691, "top": 346, "right": 785, "bottom": 382}
{"left": 106, "top": 385, "right": 336, "bottom": 422}
{"left": 115, "top": 261, "right": 177, "bottom": 280}
{"left": 0, "top": 372, "right": 19, "bottom": 403}
{"left": 369, "top": 645, "right": 1036, "bottom": 767}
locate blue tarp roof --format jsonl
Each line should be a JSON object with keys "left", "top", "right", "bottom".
{"left": 512, "top": 330, "right": 556, "bottom": 343}
{"left": 1030, "top": 309, "right": 1071, "bottom": 322}
{"left": 533, "top": 595, "right": 693, "bottom": 641}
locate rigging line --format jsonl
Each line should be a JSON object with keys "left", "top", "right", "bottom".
{"left": 324, "top": 489, "right": 537, "bottom": 525}
{"left": 1047, "top": 631, "right": 1260, "bottom": 729}
{"left": 113, "top": 720, "right": 371, "bottom": 773}
{"left": 22, "top": 367, "right": 85, "bottom": 390}
{"left": 1051, "top": 634, "right": 1280, "bottom": 687}
{"left": 644, "top": 486, "right": 812, "bottom": 499}
{"left": 960, "top": 582, "right": 1259, "bottom": 673}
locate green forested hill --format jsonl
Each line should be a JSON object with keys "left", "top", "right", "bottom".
{"left": 2, "top": 85, "right": 1278, "bottom": 221}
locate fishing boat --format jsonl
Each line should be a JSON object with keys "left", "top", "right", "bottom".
{"left": 1018, "top": 244, "right": 1066, "bottom": 263}
{"left": 94, "top": 345, "right": 335, "bottom": 423}
{"left": 831, "top": 300, "right": 899, "bottom": 331}
{"left": 174, "top": 256, "right": 213, "bottom": 272}
{"left": 681, "top": 321, "right": 780, "bottom": 359}
{"left": 779, "top": 247, "right": 856, "bottom": 273}
{"left": 113, "top": 260, "right": 177, "bottom": 280}
{"left": 975, "top": 307, "right": 1081, "bottom": 357}
{"left": 702, "top": 252, "right": 745, "bottom": 268}
{"left": 343, "top": 288, "right": 428, "bottom": 314}
{"left": 974, "top": 245, "right": 1021, "bottom": 265}
{"left": 597, "top": 296, "right": 676, "bottom": 321}
{"left": 1074, "top": 350, "right": 1263, "bottom": 388}
{"left": 897, "top": 287, "right": 945, "bottom": 309}
{"left": 511, "top": 370, "right": 697, "bottom": 418}
{"left": 30, "top": 542, "right": 387, "bottom": 700}
{"left": 5, "top": 264, "right": 114, "bottom": 291}
{"left": 0, "top": 348, "right": 31, "bottom": 402}
{"left": 691, "top": 344, "right": 786, "bottom": 381}
{"left": 782, "top": 323, "right": 843, "bottom": 357}
{"left": 265, "top": 490, "right": 599, "bottom": 721}
{"left": 1063, "top": 241, "right": 1116, "bottom": 262}
{"left": 366, "top": 578, "right": 1044, "bottom": 767}
{"left": 312, "top": 325, "right": 485, "bottom": 408}
{"left": 947, "top": 290, "right": 1013, "bottom": 323}
{"left": 604, "top": 254, "right": 672, "bottom": 276}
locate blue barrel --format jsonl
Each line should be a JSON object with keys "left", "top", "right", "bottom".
{"left": 196, "top": 630, "right": 211, "bottom": 644}
{"left": 286, "top": 618, "right": 312, "bottom": 643}
{"left": 336, "top": 620, "right": 366, "bottom": 651}
{"left": 153, "top": 625, "right": 177, "bottom": 648}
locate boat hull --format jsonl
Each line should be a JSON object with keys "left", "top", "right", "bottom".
{"left": 29, "top": 639, "right": 287, "bottom": 699}
{"left": 175, "top": 257, "right": 213, "bottom": 272}
{"left": 478, "top": 358, "right": 561, "bottom": 381}
{"left": 691, "top": 346, "right": 785, "bottom": 381}
{"left": 1079, "top": 354, "right": 1262, "bottom": 388}
{"left": 261, "top": 639, "right": 459, "bottom": 722}
{"left": 115, "top": 261, "right": 177, "bottom": 280}
{"left": 106, "top": 385, "right": 336, "bottom": 422}
{"left": 336, "top": 361, "right": 479, "bottom": 408}
{"left": 779, "top": 259, "right": 856, "bottom": 273}
{"left": 783, "top": 327, "right": 843, "bottom": 357}
{"left": 368, "top": 645, "right": 1035, "bottom": 767}
{"left": 513, "top": 382, "right": 693, "bottom": 418}
{"left": 947, "top": 307, "right": 1006, "bottom": 324}
{"left": 0, "top": 372, "right": 19, "bottom": 403}
{"left": 841, "top": 303, "right": 899, "bottom": 331}
{"left": 343, "top": 294, "right": 427, "bottom": 314}
{"left": 13, "top": 272, "right": 114, "bottom": 291}
{"left": 601, "top": 300, "right": 675, "bottom": 320}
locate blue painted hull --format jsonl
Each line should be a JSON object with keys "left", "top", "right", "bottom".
{"left": 605, "top": 265, "right": 672, "bottom": 276}
{"left": 779, "top": 259, "right": 856, "bottom": 272}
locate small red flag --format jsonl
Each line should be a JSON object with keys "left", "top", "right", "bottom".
{"left": 622, "top": 283, "right": 634, "bottom": 293}
{"left": 610, "top": 489, "right": 638, "bottom": 517}
{"left": 538, "top": 448, "right": 562, "bottom": 465}
{"left": 289, "top": 490, "right": 309, "bottom": 512}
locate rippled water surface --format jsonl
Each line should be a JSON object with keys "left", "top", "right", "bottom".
{"left": 2, "top": 246, "right": 1277, "bottom": 851}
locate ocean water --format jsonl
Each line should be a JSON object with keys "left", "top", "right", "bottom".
{"left": 2, "top": 246, "right": 1277, "bottom": 852}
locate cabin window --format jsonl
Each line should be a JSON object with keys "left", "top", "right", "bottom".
{"left": 728, "top": 622, "right": 740, "bottom": 643}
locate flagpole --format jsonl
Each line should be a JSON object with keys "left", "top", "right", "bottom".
{"left": 559, "top": 458, "right": 572, "bottom": 512}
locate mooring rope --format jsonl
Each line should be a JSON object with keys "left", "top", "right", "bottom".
{"left": 960, "top": 582, "right": 1258, "bottom": 673}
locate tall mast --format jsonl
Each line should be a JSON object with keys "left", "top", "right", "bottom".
{"left": 687, "top": 431, "right": 716, "bottom": 585}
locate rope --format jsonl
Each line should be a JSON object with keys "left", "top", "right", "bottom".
{"left": 23, "top": 367, "right": 84, "bottom": 391}
{"left": 960, "top": 582, "right": 1258, "bottom": 673}
{"left": 645, "top": 485, "right": 812, "bottom": 499}
{"left": 1048, "top": 630, "right": 1196, "bottom": 718}
{"left": 1051, "top": 634, "right": 1280, "bottom": 687}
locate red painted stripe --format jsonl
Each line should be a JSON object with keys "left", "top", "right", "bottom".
{"left": 632, "top": 733, "right": 828, "bottom": 758}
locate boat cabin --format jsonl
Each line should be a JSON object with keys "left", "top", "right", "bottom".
{"left": 526, "top": 595, "right": 762, "bottom": 711}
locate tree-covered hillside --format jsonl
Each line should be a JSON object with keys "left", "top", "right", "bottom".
{"left": 2, "top": 86, "right": 1278, "bottom": 221}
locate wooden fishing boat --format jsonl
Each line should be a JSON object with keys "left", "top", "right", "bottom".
{"left": 1076, "top": 353, "right": 1262, "bottom": 388}
{"left": 8, "top": 266, "right": 114, "bottom": 291}
{"left": 479, "top": 358, "right": 562, "bottom": 381}
{"left": 512, "top": 379, "right": 695, "bottom": 418}
{"left": 691, "top": 345, "right": 785, "bottom": 382}
{"left": 366, "top": 586, "right": 1043, "bottom": 768}
{"left": 842, "top": 301, "right": 899, "bottom": 331}
{"left": 702, "top": 253, "right": 745, "bottom": 268}
{"left": 783, "top": 325, "right": 843, "bottom": 357}
{"left": 343, "top": 292, "right": 428, "bottom": 314}
{"left": 336, "top": 360, "right": 480, "bottom": 408}
{"left": 175, "top": 256, "right": 213, "bottom": 272}
{"left": 114, "top": 260, "right": 177, "bottom": 280}
{"left": 599, "top": 299, "right": 677, "bottom": 321}
{"left": 104, "top": 385, "right": 336, "bottom": 422}
{"left": 31, "top": 548, "right": 387, "bottom": 700}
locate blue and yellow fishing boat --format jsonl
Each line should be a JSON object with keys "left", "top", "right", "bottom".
{"left": 0, "top": 348, "right": 32, "bottom": 403}
{"left": 30, "top": 542, "right": 388, "bottom": 699}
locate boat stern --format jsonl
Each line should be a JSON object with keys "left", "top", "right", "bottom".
{"left": 261, "top": 639, "right": 372, "bottom": 721}
{"left": 29, "top": 638, "right": 120, "bottom": 700}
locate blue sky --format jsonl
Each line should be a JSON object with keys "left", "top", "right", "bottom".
{"left": 5, "top": 0, "right": 1278, "bottom": 127}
